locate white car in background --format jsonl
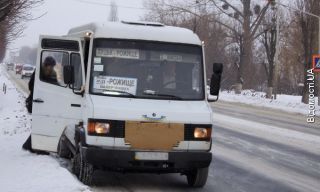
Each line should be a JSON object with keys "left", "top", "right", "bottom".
{"left": 21, "top": 64, "right": 35, "bottom": 79}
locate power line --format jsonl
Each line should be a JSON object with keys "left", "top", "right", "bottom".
{"left": 75, "top": 0, "right": 207, "bottom": 11}
{"left": 75, "top": 0, "right": 150, "bottom": 10}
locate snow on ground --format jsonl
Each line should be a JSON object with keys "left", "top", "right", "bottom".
{"left": 220, "top": 90, "right": 320, "bottom": 116}
{"left": 214, "top": 112, "right": 320, "bottom": 154}
{"left": 0, "top": 66, "right": 90, "bottom": 192}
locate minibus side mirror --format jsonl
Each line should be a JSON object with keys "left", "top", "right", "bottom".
{"left": 208, "top": 63, "right": 223, "bottom": 102}
{"left": 63, "top": 65, "right": 74, "bottom": 85}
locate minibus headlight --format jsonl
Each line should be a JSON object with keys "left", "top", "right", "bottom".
{"left": 194, "top": 128, "right": 211, "bottom": 139}
{"left": 95, "top": 123, "right": 110, "bottom": 134}
{"left": 88, "top": 122, "right": 111, "bottom": 135}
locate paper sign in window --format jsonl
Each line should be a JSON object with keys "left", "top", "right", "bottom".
{"left": 93, "top": 76, "right": 137, "bottom": 95}
{"left": 94, "top": 65, "right": 104, "bottom": 72}
{"left": 160, "top": 54, "right": 183, "bottom": 62}
{"left": 94, "top": 57, "right": 101, "bottom": 64}
{"left": 96, "top": 48, "right": 140, "bottom": 59}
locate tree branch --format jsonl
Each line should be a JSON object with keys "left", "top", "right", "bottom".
{"left": 216, "top": 0, "right": 244, "bottom": 18}
{"left": 210, "top": 0, "right": 243, "bottom": 24}
{"left": 250, "top": 3, "right": 270, "bottom": 38}
{"left": 163, "top": 2, "right": 240, "bottom": 35}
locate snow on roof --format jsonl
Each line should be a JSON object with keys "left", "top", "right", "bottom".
{"left": 67, "top": 21, "right": 202, "bottom": 45}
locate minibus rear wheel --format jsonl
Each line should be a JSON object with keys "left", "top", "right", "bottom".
{"left": 186, "top": 167, "right": 209, "bottom": 187}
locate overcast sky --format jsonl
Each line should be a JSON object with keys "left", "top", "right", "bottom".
{"left": 8, "top": 0, "right": 145, "bottom": 52}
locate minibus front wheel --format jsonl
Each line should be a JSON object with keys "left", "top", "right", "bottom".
{"left": 186, "top": 167, "right": 209, "bottom": 188}
{"left": 57, "top": 135, "right": 71, "bottom": 158}
{"left": 72, "top": 146, "right": 94, "bottom": 185}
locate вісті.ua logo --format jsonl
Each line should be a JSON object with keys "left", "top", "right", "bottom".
{"left": 313, "top": 55, "right": 320, "bottom": 72}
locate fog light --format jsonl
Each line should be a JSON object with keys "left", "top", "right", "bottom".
{"left": 95, "top": 123, "right": 110, "bottom": 134}
{"left": 194, "top": 128, "right": 210, "bottom": 139}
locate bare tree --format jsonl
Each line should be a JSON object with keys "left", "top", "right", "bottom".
{"left": 108, "top": 0, "right": 118, "bottom": 22}
{"left": 260, "top": 6, "right": 285, "bottom": 98}
{"left": 275, "top": 14, "right": 305, "bottom": 96}
{"left": 210, "top": 0, "right": 272, "bottom": 91}
{"left": 143, "top": 0, "right": 231, "bottom": 88}
{"left": 0, "top": 0, "right": 43, "bottom": 61}
{"left": 294, "top": 0, "right": 320, "bottom": 104}
{"left": 144, "top": 0, "right": 271, "bottom": 91}
{"left": 262, "top": 27, "right": 276, "bottom": 98}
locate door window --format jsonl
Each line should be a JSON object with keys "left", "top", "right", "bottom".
{"left": 40, "top": 51, "right": 69, "bottom": 87}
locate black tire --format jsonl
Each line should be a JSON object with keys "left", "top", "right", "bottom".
{"left": 57, "top": 135, "right": 71, "bottom": 158}
{"left": 186, "top": 167, "right": 209, "bottom": 188}
{"left": 73, "top": 147, "right": 94, "bottom": 185}
{"left": 72, "top": 153, "right": 81, "bottom": 177}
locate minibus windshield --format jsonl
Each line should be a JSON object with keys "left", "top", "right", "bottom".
{"left": 90, "top": 39, "right": 204, "bottom": 100}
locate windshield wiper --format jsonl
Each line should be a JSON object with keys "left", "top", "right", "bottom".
{"left": 143, "top": 90, "right": 183, "bottom": 100}
{"left": 102, "top": 90, "right": 136, "bottom": 98}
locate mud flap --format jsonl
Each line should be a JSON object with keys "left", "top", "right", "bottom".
{"left": 22, "top": 135, "right": 34, "bottom": 152}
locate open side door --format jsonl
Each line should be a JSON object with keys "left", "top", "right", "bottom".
{"left": 31, "top": 35, "right": 85, "bottom": 152}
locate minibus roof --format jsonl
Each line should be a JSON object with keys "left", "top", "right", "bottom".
{"left": 67, "top": 21, "right": 202, "bottom": 46}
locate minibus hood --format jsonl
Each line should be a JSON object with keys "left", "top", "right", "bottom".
{"left": 90, "top": 95, "right": 212, "bottom": 124}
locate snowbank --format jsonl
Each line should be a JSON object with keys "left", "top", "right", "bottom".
{"left": 0, "top": 65, "right": 90, "bottom": 192}
{"left": 220, "top": 90, "right": 320, "bottom": 116}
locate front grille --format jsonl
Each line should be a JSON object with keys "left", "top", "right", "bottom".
{"left": 113, "top": 121, "right": 125, "bottom": 138}
{"left": 184, "top": 124, "right": 195, "bottom": 140}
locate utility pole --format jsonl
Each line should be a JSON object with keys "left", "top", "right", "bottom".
{"left": 193, "top": 0, "right": 199, "bottom": 33}
{"left": 273, "top": 0, "right": 280, "bottom": 99}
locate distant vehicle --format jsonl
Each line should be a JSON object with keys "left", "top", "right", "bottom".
{"left": 15, "top": 64, "right": 23, "bottom": 74}
{"left": 6, "top": 63, "right": 14, "bottom": 71}
{"left": 21, "top": 64, "right": 35, "bottom": 79}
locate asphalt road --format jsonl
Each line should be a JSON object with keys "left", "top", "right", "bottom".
{"left": 6, "top": 69, "right": 320, "bottom": 192}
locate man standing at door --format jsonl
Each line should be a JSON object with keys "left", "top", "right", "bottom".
{"left": 22, "top": 70, "right": 35, "bottom": 152}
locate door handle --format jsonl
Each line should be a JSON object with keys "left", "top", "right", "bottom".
{"left": 71, "top": 104, "right": 81, "bottom": 107}
{"left": 33, "top": 98, "right": 44, "bottom": 103}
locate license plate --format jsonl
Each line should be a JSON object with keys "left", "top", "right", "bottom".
{"left": 135, "top": 152, "right": 168, "bottom": 160}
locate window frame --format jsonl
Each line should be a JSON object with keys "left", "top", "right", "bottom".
{"left": 70, "top": 52, "right": 83, "bottom": 91}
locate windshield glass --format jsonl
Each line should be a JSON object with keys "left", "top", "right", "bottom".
{"left": 23, "top": 66, "right": 34, "bottom": 70}
{"left": 90, "top": 39, "right": 204, "bottom": 100}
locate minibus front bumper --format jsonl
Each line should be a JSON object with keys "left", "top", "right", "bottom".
{"left": 81, "top": 146, "right": 212, "bottom": 173}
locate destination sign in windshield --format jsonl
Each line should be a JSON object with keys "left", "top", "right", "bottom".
{"left": 96, "top": 48, "right": 140, "bottom": 59}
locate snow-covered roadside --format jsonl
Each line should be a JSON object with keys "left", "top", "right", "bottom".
{"left": 0, "top": 66, "right": 90, "bottom": 192}
{"left": 220, "top": 90, "right": 320, "bottom": 116}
